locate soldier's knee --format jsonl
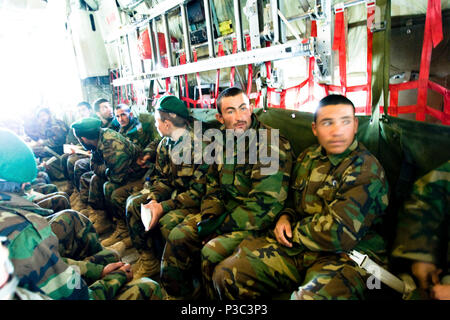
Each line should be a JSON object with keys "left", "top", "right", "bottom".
{"left": 200, "top": 242, "right": 222, "bottom": 265}
{"left": 212, "top": 262, "right": 234, "bottom": 298}
{"left": 167, "top": 226, "right": 186, "bottom": 245}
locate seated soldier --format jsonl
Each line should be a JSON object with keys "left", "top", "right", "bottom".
{"left": 61, "top": 101, "right": 96, "bottom": 195}
{"left": 0, "top": 129, "right": 162, "bottom": 300}
{"left": 115, "top": 104, "right": 143, "bottom": 145}
{"left": 0, "top": 128, "right": 70, "bottom": 213}
{"left": 159, "top": 87, "right": 293, "bottom": 299}
{"left": 125, "top": 95, "right": 209, "bottom": 280}
{"left": 209, "top": 94, "right": 389, "bottom": 300}
{"left": 102, "top": 138, "right": 159, "bottom": 253}
{"left": 71, "top": 98, "right": 119, "bottom": 209}
{"left": 98, "top": 103, "right": 157, "bottom": 251}
{"left": 391, "top": 160, "right": 450, "bottom": 300}
{"left": 24, "top": 107, "right": 69, "bottom": 181}
{"left": 71, "top": 117, "right": 146, "bottom": 235}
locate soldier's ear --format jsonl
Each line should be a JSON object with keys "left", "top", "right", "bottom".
{"left": 215, "top": 112, "right": 224, "bottom": 124}
{"left": 311, "top": 122, "right": 318, "bottom": 137}
{"left": 353, "top": 116, "right": 359, "bottom": 133}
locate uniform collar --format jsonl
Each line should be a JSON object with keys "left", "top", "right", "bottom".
{"left": 120, "top": 116, "right": 137, "bottom": 133}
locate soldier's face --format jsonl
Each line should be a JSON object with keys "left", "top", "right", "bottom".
{"left": 216, "top": 93, "right": 253, "bottom": 135}
{"left": 77, "top": 106, "right": 91, "bottom": 119}
{"left": 79, "top": 137, "right": 97, "bottom": 151}
{"left": 37, "top": 111, "right": 50, "bottom": 126}
{"left": 98, "top": 102, "right": 113, "bottom": 121}
{"left": 155, "top": 111, "right": 170, "bottom": 137}
{"left": 312, "top": 104, "right": 358, "bottom": 155}
{"left": 115, "top": 108, "right": 131, "bottom": 127}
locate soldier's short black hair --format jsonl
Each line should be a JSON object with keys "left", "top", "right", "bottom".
{"left": 314, "top": 94, "right": 355, "bottom": 122}
{"left": 158, "top": 110, "right": 188, "bottom": 128}
{"left": 93, "top": 98, "right": 109, "bottom": 112}
{"left": 115, "top": 103, "right": 131, "bottom": 112}
{"left": 36, "top": 107, "right": 51, "bottom": 118}
{"left": 216, "top": 87, "right": 246, "bottom": 114}
{"left": 77, "top": 101, "right": 92, "bottom": 110}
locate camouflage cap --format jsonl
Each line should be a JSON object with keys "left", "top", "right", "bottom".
{"left": 71, "top": 117, "right": 102, "bottom": 138}
{"left": 156, "top": 95, "right": 189, "bottom": 119}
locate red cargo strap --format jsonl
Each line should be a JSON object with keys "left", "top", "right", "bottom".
{"left": 416, "top": 0, "right": 444, "bottom": 121}
{"left": 245, "top": 34, "right": 253, "bottom": 96}
{"left": 230, "top": 38, "right": 237, "bottom": 87}
{"left": 311, "top": 20, "right": 317, "bottom": 38}
{"left": 386, "top": 0, "right": 446, "bottom": 124}
{"left": 215, "top": 42, "right": 225, "bottom": 108}
{"left": 193, "top": 49, "right": 203, "bottom": 107}
{"left": 332, "top": 5, "right": 347, "bottom": 91}
{"left": 429, "top": 0, "right": 443, "bottom": 48}
{"left": 179, "top": 52, "right": 191, "bottom": 108}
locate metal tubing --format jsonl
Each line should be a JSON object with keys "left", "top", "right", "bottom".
{"left": 125, "top": 34, "right": 134, "bottom": 75}
{"left": 162, "top": 13, "right": 173, "bottom": 67}
{"left": 271, "top": 0, "right": 280, "bottom": 43}
{"left": 233, "top": 0, "right": 243, "bottom": 52}
{"left": 112, "top": 40, "right": 310, "bottom": 85}
{"left": 136, "top": 28, "right": 145, "bottom": 73}
{"left": 147, "top": 20, "right": 157, "bottom": 70}
{"left": 180, "top": 3, "right": 192, "bottom": 63}
{"left": 203, "top": 0, "right": 215, "bottom": 58}
{"left": 152, "top": 19, "right": 161, "bottom": 68}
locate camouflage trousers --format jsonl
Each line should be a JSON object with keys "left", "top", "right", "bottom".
{"left": 108, "top": 178, "right": 144, "bottom": 220}
{"left": 47, "top": 210, "right": 118, "bottom": 266}
{"left": 40, "top": 156, "right": 65, "bottom": 181}
{"left": 26, "top": 183, "right": 70, "bottom": 214}
{"left": 160, "top": 213, "right": 256, "bottom": 299}
{"left": 212, "top": 235, "right": 368, "bottom": 300}
{"left": 33, "top": 171, "right": 52, "bottom": 185}
{"left": 33, "top": 192, "right": 70, "bottom": 213}
{"left": 74, "top": 158, "right": 91, "bottom": 192}
{"left": 61, "top": 153, "right": 89, "bottom": 187}
{"left": 32, "top": 183, "right": 58, "bottom": 194}
{"left": 126, "top": 192, "right": 197, "bottom": 256}
{"left": 79, "top": 173, "right": 111, "bottom": 210}
{"left": 47, "top": 210, "right": 162, "bottom": 300}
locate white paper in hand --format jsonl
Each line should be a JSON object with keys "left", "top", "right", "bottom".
{"left": 141, "top": 204, "right": 153, "bottom": 231}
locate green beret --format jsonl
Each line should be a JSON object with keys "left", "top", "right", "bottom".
{"left": 0, "top": 128, "right": 37, "bottom": 183}
{"left": 156, "top": 95, "right": 189, "bottom": 119}
{"left": 71, "top": 117, "right": 102, "bottom": 138}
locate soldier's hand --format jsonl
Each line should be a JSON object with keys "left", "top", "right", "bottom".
{"left": 146, "top": 200, "right": 163, "bottom": 230}
{"left": 119, "top": 264, "right": 133, "bottom": 282}
{"left": 412, "top": 261, "right": 441, "bottom": 289}
{"left": 101, "top": 262, "right": 125, "bottom": 278}
{"left": 431, "top": 284, "right": 450, "bottom": 300}
{"left": 274, "top": 215, "right": 293, "bottom": 247}
{"left": 137, "top": 154, "right": 151, "bottom": 168}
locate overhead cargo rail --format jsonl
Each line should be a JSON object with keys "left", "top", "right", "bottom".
{"left": 113, "top": 40, "right": 311, "bottom": 86}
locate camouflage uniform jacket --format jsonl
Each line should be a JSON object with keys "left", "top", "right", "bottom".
{"left": 99, "top": 115, "right": 120, "bottom": 131}
{"left": 90, "top": 128, "right": 143, "bottom": 185}
{"left": 32, "top": 118, "right": 69, "bottom": 155}
{"left": 199, "top": 114, "right": 293, "bottom": 235}
{"left": 281, "top": 139, "right": 389, "bottom": 261}
{"left": 0, "top": 193, "right": 89, "bottom": 299}
{"left": 0, "top": 193, "right": 132, "bottom": 300}
{"left": 119, "top": 116, "right": 153, "bottom": 149}
{"left": 147, "top": 126, "right": 209, "bottom": 214}
{"left": 392, "top": 160, "right": 450, "bottom": 269}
